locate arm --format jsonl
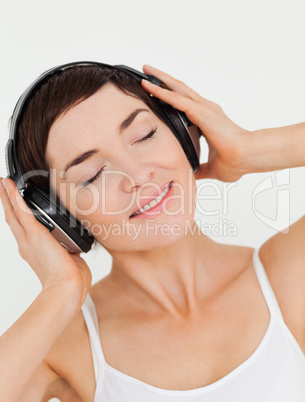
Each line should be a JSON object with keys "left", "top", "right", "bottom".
{"left": 0, "top": 177, "right": 92, "bottom": 400}
{"left": 248, "top": 123, "right": 305, "bottom": 349}
{"left": 19, "top": 363, "right": 83, "bottom": 402}
{"left": 0, "top": 282, "right": 81, "bottom": 401}
{"left": 244, "top": 122, "right": 305, "bottom": 174}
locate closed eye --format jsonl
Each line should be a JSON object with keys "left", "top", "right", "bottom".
{"left": 82, "top": 127, "right": 158, "bottom": 187}
{"left": 82, "top": 168, "right": 104, "bottom": 187}
{"left": 135, "top": 127, "right": 158, "bottom": 144}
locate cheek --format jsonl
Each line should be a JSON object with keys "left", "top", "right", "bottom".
{"left": 172, "top": 137, "right": 190, "bottom": 166}
{"left": 53, "top": 182, "right": 102, "bottom": 223}
{"left": 154, "top": 119, "right": 191, "bottom": 168}
{"left": 165, "top": 136, "right": 197, "bottom": 212}
{"left": 74, "top": 187, "right": 100, "bottom": 216}
{"left": 70, "top": 184, "right": 125, "bottom": 225}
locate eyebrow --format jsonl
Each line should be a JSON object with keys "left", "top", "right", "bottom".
{"left": 63, "top": 108, "right": 150, "bottom": 178}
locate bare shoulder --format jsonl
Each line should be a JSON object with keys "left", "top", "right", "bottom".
{"left": 221, "top": 243, "right": 255, "bottom": 270}
{"left": 259, "top": 214, "right": 305, "bottom": 345}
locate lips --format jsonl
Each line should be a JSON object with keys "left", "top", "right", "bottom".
{"left": 129, "top": 181, "right": 173, "bottom": 218}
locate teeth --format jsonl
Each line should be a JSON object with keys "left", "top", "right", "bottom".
{"left": 132, "top": 183, "right": 171, "bottom": 216}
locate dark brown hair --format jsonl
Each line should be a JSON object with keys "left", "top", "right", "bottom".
{"left": 15, "top": 65, "right": 170, "bottom": 194}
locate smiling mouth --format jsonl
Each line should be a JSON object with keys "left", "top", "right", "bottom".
{"left": 130, "top": 181, "right": 173, "bottom": 218}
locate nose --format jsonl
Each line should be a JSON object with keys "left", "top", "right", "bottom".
{"left": 119, "top": 155, "right": 155, "bottom": 193}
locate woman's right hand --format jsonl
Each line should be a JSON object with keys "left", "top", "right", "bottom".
{"left": 141, "top": 64, "right": 251, "bottom": 183}
{"left": 0, "top": 177, "right": 92, "bottom": 306}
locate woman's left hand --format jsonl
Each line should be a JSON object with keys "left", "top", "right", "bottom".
{"left": 141, "top": 65, "right": 251, "bottom": 182}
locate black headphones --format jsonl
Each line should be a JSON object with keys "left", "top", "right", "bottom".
{"left": 5, "top": 61, "right": 202, "bottom": 254}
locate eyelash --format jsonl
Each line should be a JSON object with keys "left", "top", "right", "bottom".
{"left": 82, "top": 128, "right": 158, "bottom": 187}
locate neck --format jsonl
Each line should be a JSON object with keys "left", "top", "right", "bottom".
{"left": 107, "top": 221, "right": 225, "bottom": 320}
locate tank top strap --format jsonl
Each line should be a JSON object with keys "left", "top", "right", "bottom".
{"left": 81, "top": 292, "right": 106, "bottom": 386}
{"left": 252, "top": 246, "right": 285, "bottom": 322}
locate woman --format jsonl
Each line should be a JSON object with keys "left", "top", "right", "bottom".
{"left": 0, "top": 63, "right": 304, "bottom": 402}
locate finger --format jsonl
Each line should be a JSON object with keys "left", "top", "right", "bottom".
{"left": 141, "top": 78, "right": 198, "bottom": 118}
{"left": 3, "top": 178, "right": 48, "bottom": 235}
{"left": 0, "top": 178, "right": 27, "bottom": 240}
{"left": 142, "top": 64, "right": 202, "bottom": 102}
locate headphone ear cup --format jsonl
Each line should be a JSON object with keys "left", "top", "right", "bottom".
{"left": 156, "top": 100, "right": 201, "bottom": 173}
{"left": 22, "top": 185, "right": 94, "bottom": 253}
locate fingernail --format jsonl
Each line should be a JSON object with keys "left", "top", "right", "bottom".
{"left": 2, "top": 179, "right": 7, "bottom": 190}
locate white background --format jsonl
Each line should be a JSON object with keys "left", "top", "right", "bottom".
{"left": 0, "top": 0, "right": 304, "bottom": 399}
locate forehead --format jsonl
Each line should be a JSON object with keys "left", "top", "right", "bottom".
{"left": 46, "top": 83, "right": 150, "bottom": 168}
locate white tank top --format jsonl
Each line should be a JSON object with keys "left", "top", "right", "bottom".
{"left": 81, "top": 247, "right": 305, "bottom": 401}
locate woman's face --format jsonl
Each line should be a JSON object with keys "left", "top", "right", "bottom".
{"left": 46, "top": 83, "right": 197, "bottom": 252}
